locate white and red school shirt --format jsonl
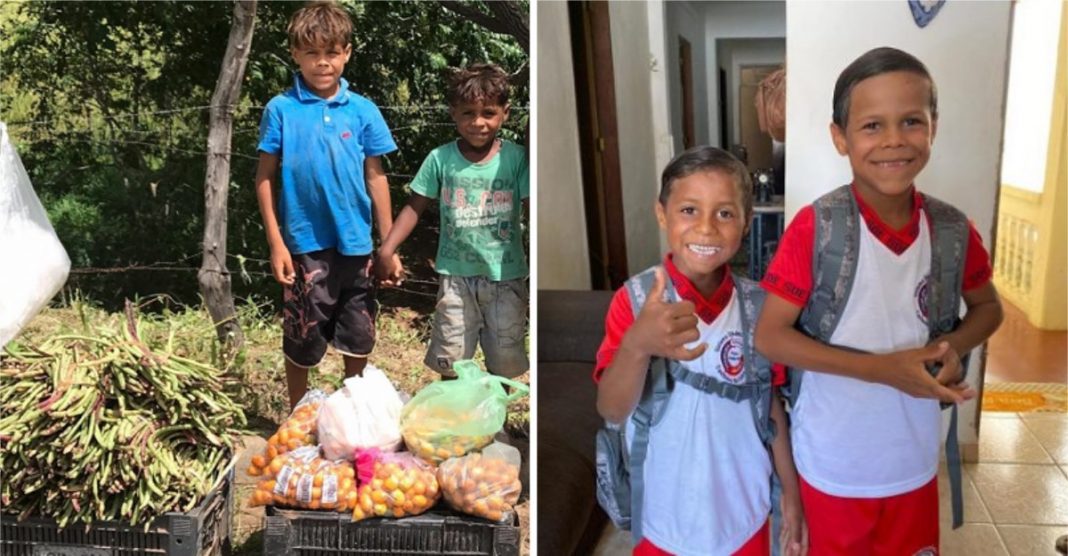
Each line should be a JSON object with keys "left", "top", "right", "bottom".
{"left": 761, "top": 185, "right": 992, "bottom": 498}
{"left": 595, "top": 256, "right": 785, "bottom": 555}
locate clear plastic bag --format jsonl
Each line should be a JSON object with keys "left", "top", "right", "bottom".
{"left": 0, "top": 122, "right": 71, "bottom": 346}
{"left": 317, "top": 364, "right": 404, "bottom": 460}
{"left": 400, "top": 360, "right": 529, "bottom": 463}
{"left": 246, "top": 390, "right": 326, "bottom": 479}
{"left": 438, "top": 442, "right": 522, "bottom": 521}
{"left": 351, "top": 449, "right": 440, "bottom": 521}
{"left": 248, "top": 446, "right": 358, "bottom": 512}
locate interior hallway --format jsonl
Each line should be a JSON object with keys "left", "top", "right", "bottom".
{"left": 985, "top": 300, "right": 1067, "bottom": 384}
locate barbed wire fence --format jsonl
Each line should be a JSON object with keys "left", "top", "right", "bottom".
{"left": 5, "top": 101, "right": 530, "bottom": 308}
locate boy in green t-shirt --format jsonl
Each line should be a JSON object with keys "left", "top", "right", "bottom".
{"left": 377, "top": 63, "right": 529, "bottom": 378}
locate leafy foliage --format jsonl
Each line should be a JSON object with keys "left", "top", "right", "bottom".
{"left": 0, "top": 1, "right": 528, "bottom": 309}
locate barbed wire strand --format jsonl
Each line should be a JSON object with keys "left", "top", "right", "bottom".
{"left": 4, "top": 103, "right": 529, "bottom": 129}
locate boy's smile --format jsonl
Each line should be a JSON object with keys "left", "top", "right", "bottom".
{"left": 831, "top": 70, "right": 936, "bottom": 202}
{"left": 656, "top": 170, "right": 748, "bottom": 296}
{"left": 451, "top": 101, "right": 509, "bottom": 154}
{"left": 291, "top": 43, "right": 352, "bottom": 99}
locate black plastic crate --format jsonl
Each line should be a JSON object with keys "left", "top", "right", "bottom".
{"left": 264, "top": 506, "right": 520, "bottom": 556}
{"left": 0, "top": 469, "right": 233, "bottom": 556}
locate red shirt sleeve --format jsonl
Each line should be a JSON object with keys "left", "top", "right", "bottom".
{"left": 593, "top": 288, "right": 634, "bottom": 383}
{"left": 760, "top": 205, "right": 816, "bottom": 307}
{"left": 962, "top": 221, "right": 993, "bottom": 291}
{"left": 771, "top": 363, "right": 787, "bottom": 386}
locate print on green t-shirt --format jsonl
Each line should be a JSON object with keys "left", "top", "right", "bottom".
{"left": 409, "top": 140, "right": 529, "bottom": 281}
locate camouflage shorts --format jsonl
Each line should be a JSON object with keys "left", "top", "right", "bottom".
{"left": 425, "top": 275, "right": 528, "bottom": 378}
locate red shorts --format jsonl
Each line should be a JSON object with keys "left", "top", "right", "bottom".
{"left": 799, "top": 475, "right": 939, "bottom": 556}
{"left": 633, "top": 521, "right": 769, "bottom": 556}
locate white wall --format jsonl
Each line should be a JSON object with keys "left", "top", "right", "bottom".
{"left": 785, "top": 0, "right": 1013, "bottom": 452}
{"left": 1001, "top": 0, "right": 1064, "bottom": 192}
{"left": 666, "top": 1, "right": 711, "bottom": 154}
{"left": 702, "top": 1, "right": 786, "bottom": 148}
{"left": 535, "top": 1, "right": 591, "bottom": 290}
{"left": 647, "top": 1, "right": 676, "bottom": 207}
{"left": 609, "top": 1, "right": 662, "bottom": 275}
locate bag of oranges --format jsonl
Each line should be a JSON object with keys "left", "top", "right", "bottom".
{"left": 400, "top": 360, "right": 528, "bottom": 464}
{"left": 350, "top": 450, "right": 440, "bottom": 521}
{"left": 246, "top": 390, "right": 326, "bottom": 479}
{"left": 247, "top": 446, "right": 359, "bottom": 511}
{"left": 438, "top": 442, "right": 522, "bottom": 522}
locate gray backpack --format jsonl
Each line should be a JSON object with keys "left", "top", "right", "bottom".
{"left": 594, "top": 266, "right": 775, "bottom": 543}
{"left": 782, "top": 184, "right": 971, "bottom": 528}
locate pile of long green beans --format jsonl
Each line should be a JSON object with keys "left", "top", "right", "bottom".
{"left": 0, "top": 306, "right": 246, "bottom": 528}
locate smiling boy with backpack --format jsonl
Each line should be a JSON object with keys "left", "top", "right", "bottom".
{"left": 754, "top": 47, "right": 1003, "bottom": 554}
{"left": 595, "top": 146, "right": 807, "bottom": 556}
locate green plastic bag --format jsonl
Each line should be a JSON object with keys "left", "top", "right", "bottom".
{"left": 401, "top": 360, "right": 528, "bottom": 463}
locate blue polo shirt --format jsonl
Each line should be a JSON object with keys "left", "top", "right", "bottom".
{"left": 258, "top": 74, "right": 397, "bottom": 256}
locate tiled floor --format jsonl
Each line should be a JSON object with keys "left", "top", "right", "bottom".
{"left": 593, "top": 412, "right": 1068, "bottom": 555}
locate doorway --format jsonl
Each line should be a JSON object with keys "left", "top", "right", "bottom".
{"left": 568, "top": 1, "right": 628, "bottom": 290}
{"left": 679, "top": 37, "right": 695, "bottom": 150}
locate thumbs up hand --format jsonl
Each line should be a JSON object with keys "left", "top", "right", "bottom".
{"left": 620, "top": 268, "right": 708, "bottom": 361}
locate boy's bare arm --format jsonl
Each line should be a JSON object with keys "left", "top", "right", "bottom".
{"left": 597, "top": 269, "right": 706, "bottom": 423}
{"left": 378, "top": 194, "right": 432, "bottom": 259}
{"left": 935, "top": 282, "right": 1003, "bottom": 360}
{"left": 755, "top": 294, "right": 970, "bottom": 403}
{"left": 254, "top": 152, "right": 294, "bottom": 286}
{"left": 769, "top": 389, "right": 807, "bottom": 555}
{"left": 365, "top": 156, "right": 393, "bottom": 239}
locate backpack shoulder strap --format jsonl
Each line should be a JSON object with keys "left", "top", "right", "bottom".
{"left": 798, "top": 184, "right": 860, "bottom": 341}
{"left": 621, "top": 265, "right": 674, "bottom": 543}
{"left": 919, "top": 193, "right": 971, "bottom": 530}
{"left": 920, "top": 193, "right": 969, "bottom": 339}
{"left": 734, "top": 275, "right": 776, "bottom": 444}
{"left": 787, "top": 185, "right": 859, "bottom": 405}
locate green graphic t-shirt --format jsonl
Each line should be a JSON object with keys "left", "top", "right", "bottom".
{"left": 409, "top": 139, "right": 529, "bottom": 280}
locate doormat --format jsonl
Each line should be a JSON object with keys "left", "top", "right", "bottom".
{"left": 982, "top": 382, "right": 1067, "bottom": 413}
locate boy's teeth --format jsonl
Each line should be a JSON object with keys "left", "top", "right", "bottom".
{"left": 687, "top": 244, "right": 721, "bottom": 256}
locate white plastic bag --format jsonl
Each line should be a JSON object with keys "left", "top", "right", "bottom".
{"left": 0, "top": 122, "right": 70, "bottom": 346}
{"left": 317, "top": 364, "right": 404, "bottom": 460}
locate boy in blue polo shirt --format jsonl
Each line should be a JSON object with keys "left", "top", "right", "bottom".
{"left": 254, "top": 1, "right": 402, "bottom": 408}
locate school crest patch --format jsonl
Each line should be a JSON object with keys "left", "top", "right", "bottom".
{"left": 716, "top": 332, "right": 745, "bottom": 384}
{"left": 914, "top": 275, "right": 930, "bottom": 325}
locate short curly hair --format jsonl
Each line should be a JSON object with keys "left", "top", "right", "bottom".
{"left": 288, "top": 1, "right": 352, "bottom": 50}
{"left": 446, "top": 63, "right": 511, "bottom": 107}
